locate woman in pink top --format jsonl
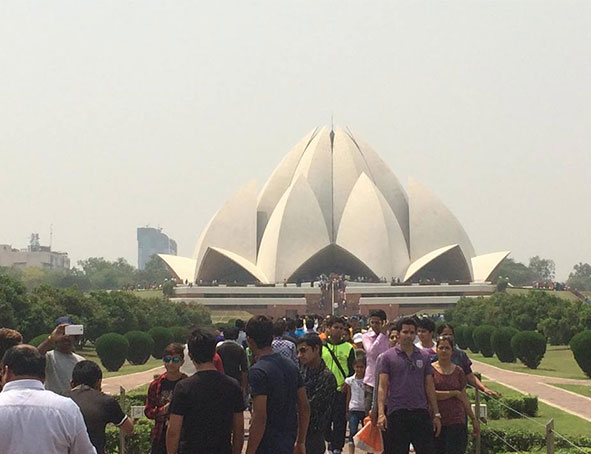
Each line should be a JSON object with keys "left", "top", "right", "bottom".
{"left": 432, "top": 336, "right": 479, "bottom": 454}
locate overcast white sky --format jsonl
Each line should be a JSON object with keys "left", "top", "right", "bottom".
{"left": 1, "top": 1, "right": 590, "bottom": 280}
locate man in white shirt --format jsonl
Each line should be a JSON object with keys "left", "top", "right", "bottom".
{"left": 38, "top": 316, "right": 85, "bottom": 394}
{"left": 0, "top": 344, "right": 97, "bottom": 454}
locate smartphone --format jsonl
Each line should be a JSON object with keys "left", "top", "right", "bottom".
{"left": 65, "top": 324, "right": 84, "bottom": 336}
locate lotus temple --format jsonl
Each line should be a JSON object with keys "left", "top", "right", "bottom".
{"left": 159, "top": 126, "right": 509, "bottom": 319}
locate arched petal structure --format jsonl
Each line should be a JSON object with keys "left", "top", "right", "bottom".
{"left": 256, "top": 127, "right": 320, "bottom": 245}
{"left": 404, "top": 244, "right": 472, "bottom": 283}
{"left": 193, "top": 180, "right": 258, "bottom": 275}
{"left": 196, "top": 247, "right": 269, "bottom": 283}
{"left": 344, "top": 128, "right": 410, "bottom": 247}
{"left": 472, "top": 251, "right": 511, "bottom": 282}
{"left": 257, "top": 175, "right": 331, "bottom": 283}
{"left": 409, "top": 178, "right": 475, "bottom": 271}
{"left": 336, "top": 173, "right": 409, "bottom": 280}
{"left": 158, "top": 254, "right": 197, "bottom": 283}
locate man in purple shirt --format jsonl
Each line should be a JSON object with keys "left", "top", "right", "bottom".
{"left": 377, "top": 317, "right": 441, "bottom": 454}
{"left": 361, "top": 309, "right": 389, "bottom": 411}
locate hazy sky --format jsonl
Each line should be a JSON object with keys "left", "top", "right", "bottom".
{"left": 1, "top": 1, "right": 590, "bottom": 280}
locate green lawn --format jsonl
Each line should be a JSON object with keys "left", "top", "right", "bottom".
{"left": 469, "top": 345, "right": 589, "bottom": 380}
{"left": 77, "top": 345, "right": 163, "bottom": 378}
{"left": 482, "top": 380, "right": 591, "bottom": 439}
{"left": 550, "top": 383, "right": 591, "bottom": 399}
{"left": 506, "top": 287, "right": 581, "bottom": 302}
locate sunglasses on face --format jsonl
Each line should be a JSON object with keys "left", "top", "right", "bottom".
{"left": 163, "top": 356, "right": 181, "bottom": 364}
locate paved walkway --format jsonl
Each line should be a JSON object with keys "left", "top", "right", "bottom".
{"left": 102, "top": 366, "right": 165, "bottom": 394}
{"left": 472, "top": 360, "right": 591, "bottom": 421}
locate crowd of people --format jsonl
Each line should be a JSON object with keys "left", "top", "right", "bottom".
{"left": 0, "top": 311, "right": 496, "bottom": 454}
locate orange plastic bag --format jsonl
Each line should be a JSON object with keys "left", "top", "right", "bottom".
{"left": 353, "top": 416, "right": 383, "bottom": 453}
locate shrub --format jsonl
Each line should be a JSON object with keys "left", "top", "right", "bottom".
{"left": 569, "top": 330, "right": 591, "bottom": 378}
{"left": 148, "top": 326, "right": 173, "bottom": 359}
{"left": 492, "top": 327, "right": 519, "bottom": 363}
{"left": 29, "top": 334, "right": 51, "bottom": 348}
{"left": 95, "top": 333, "right": 129, "bottom": 371}
{"left": 463, "top": 325, "right": 479, "bottom": 353}
{"left": 106, "top": 418, "right": 153, "bottom": 454}
{"left": 473, "top": 325, "right": 496, "bottom": 357}
{"left": 454, "top": 326, "right": 469, "bottom": 350}
{"left": 511, "top": 331, "right": 546, "bottom": 369}
{"left": 124, "top": 331, "right": 154, "bottom": 365}
{"left": 502, "top": 395, "right": 538, "bottom": 418}
{"left": 479, "top": 427, "right": 545, "bottom": 454}
{"left": 169, "top": 326, "right": 188, "bottom": 344}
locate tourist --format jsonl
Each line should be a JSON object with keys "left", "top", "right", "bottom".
{"left": 272, "top": 319, "right": 298, "bottom": 364}
{"left": 362, "top": 309, "right": 389, "bottom": 413}
{"left": 245, "top": 315, "right": 310, "bottom": 454}
{"left": 294, "top": 318, "right": 306, "bottom": 338}
{"left": 377, "top": 317, "right": 441, "bottom": 454}
{"left": 216, "top": 326, "right": 248, "bottom": 397}
{"left": 436, "top": 324, "right": 500, "bottom": 398}
{"left": 0, "top": 345, "right": 96, "bottom": 453}
{"left": 297, "top": 334, "right": 337, "bottom": 454}
{"left": 235, "top": 319, "right": 248, "bottom": 348}
{"left": 352, "top": 332, "right": 364, "bottom": 350}
{"left": 344, "top": 357, "right": 367, "bottom": 454}
{"left": 166, "top": 328, "right": 245, "bottom": 454}
{"left": 67, "top": 360, "right": 134, "bottom": 454}
{"left": 0, "top": 328, "right": 22, "bottom": 361}
{"left": 322, "top": 316, "right": 355, "bottom": 454}
{"left": 305, "top": 317, "right": 317, "bottom": 334}
{"left": 145, "top": 343, "right": 188, "bottom": 454}
{"left": 37, "top": 316, "right": 85, "bottom": 394}
{"left": 417, "top": 318, "right": 438, "bottom": 359}
{"left": 285, "top": 318, "right": 298, "bottom": 339}
{"left": 432, "top": 336, "right": 479, "bottom": 454}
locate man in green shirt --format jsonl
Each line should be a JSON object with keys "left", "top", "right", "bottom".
{"left": 321, "top": 316, "right": 355, "bottom": 454}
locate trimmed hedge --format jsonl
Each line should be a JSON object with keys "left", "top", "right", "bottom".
{"left": 455, "top": 326, "right": 469, "bottom": 350}
{"left": 106, "top": 419, "right": 153, "bottom": 454}
{"left": 29, "top": 333, "right": 51, "bottom": 348}
{"left": 463, "top": 325, "right": 479, "bottom": 354}
{"left": 511, "top": 331, "right": 546, "bottom": 369}
{"left": 492, "top": 327, "right": 519, "bottom": 363}
{"left": 473, "top": 325, "right": 496, "bottom": 357}
{"left": 502, "top": 395, "right": 538, "bottom": 418}
{"left": 124, "top": 331, "right": 154, "bottom": 365}
{"left": 95, "top": 333, "right": 129, "bottom": 371}
{"left": 148, "top": 326, "right": 173, "bottom": 359}
{"left": 570, "top": 330, "right": 591, "bottom": 378}
{"left": 169, "top": 326, "right": 189, "bottom": 344}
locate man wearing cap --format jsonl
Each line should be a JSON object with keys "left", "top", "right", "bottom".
{"left": 38, "top": 316, "right": 85, "bottom": 394}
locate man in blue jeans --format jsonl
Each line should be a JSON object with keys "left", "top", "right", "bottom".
{"left": 377, "top": 317, "right": 441, "bottom": 454}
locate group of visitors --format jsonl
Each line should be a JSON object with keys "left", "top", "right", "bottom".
{"left": 1, "top": 310, "right": 493, "bottom": 454}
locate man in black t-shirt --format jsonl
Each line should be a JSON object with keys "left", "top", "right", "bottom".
{"left": 245, "top": 315, "right": 310, "bottom": 454}
{"left": 216, "top": 326, "right": 248, "bottom": 396}
{"left": 66, "top": 360, "right": 134, "bottom": 454}
{"left": 167, "top": 328, "right": 245, "bottom": 454}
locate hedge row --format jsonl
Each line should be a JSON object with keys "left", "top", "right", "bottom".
{"left": 96, "top": 326, "right": 189, "bottom": 371}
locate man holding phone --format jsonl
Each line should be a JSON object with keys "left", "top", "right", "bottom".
{"left": 38, "top": 316, "right": 85, "bottom": 394}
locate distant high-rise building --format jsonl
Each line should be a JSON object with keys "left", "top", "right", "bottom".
{"left": 0, "top": 234, "right": 70, "bottom": 269}
{"left": 137, "top": 227, "right": 177, "bottom": 270}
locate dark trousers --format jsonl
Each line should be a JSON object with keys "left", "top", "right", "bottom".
{"left": 325, "top": 390, "right": 347, "bottom": 451}
{"left": 348, "top": 410, "right": 366, "bottom": 443}
{"left": 384, "top": 409, "right": 435, "bottom": 454}
{"left": 307, "top": 430, "right": 327, "bottom": 454}
{"left": 434, "top": 424, "right": 467, "bottom": 454}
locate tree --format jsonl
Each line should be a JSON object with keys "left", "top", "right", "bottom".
{"left": 567, "top": 262, "right": 591, "bottom": 291}
{"left": 528, "top": 256, "right": 555, "bottom": 282}
{"left": 136, "top": 255, "right": 172, "bottom": 287}
{"left": 491, "top": 258, "right": 535, "bottom": 286}
{"left": 78, "top": 257, "right": 135, "bottom": 290}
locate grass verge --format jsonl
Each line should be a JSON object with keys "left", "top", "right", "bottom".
{"left": 78, "top": 345, "right": 162, "bottom": 378}
{"left": 549, "top": 383, "right": 591, "bottom": 399}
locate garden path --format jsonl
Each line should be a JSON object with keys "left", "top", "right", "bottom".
{"left": 472, "top": 360, "right": 591, "bottom": 421}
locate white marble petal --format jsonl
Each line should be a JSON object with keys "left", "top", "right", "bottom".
{"left": 257, "top": 175, "right": 331, "bottom": 283}
{"left": 192, "top": 180, "right": 258, "bottom": 277}
{"left": 337, "top": 173, "right": 409, "bottom": 280}
{"left": 157, "top": 254, "right": 197, "bottom": 283}
{"left": 196, "top": 246, "right": 269, "bottom": 283}
{"left": 472, "top": 251, "right": 511, "bottom": 282}
{"left": 408, "top": 178, "right": 475, "bottom": 272}
{"left": 403, "top": 244, "right": 472, "bottom": 282}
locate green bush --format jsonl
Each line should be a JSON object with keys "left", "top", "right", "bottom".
{"left": 569, "top": 330, "right": 591, "bottom": 378}
{"left": 479, "top": 427, "right": 545, "bottom": 454}
{"left": 148, "top": 326, "right": 173, "bottom": 359}
{"left": 473, "top": 325, "right": 496, "bottom": 357}
{"left": 29, "top": 334, "right": 51, "bottom": 348}
{"left": 511, "top": 331, "right": 546, "bottom": 369}
{"left": 455, "top": 326, "right": 469, "bottom": 350}
{"left": 502, "top": 395, "right": 538, "bottom": 418}
{"left": 105, "top": 418, "right": 153, "bottom": 454}
{"left": 463, "top": 325, "right": 479, "bottom": 353}
{"left": 95, "top": 333, "right": 129, "bottom": 371}
{"left": 491, "top": 327, "right": 519, "bottom": 363}
{"left": 124, "top": 331, "right": 154, "bottom": 365}
{"left": 169, "top": 326, "right": 188, "bottom": 344}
